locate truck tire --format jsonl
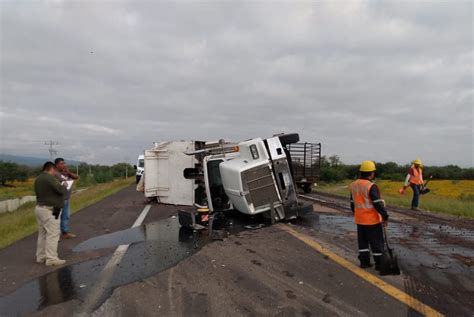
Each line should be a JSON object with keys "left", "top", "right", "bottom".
{"left": 296, "top": 200, "right": 314, "bottom": 215}
{"left": 278, "top": 133, "right": 300, "bottom": 146}
{"left": 303, "top": 183, "right": 312, "bottom": 193}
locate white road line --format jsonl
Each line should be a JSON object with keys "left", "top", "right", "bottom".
{"left": 132, "top": 204, "right": 151, "bottom": 228}
{"left": 75, "top": 204, "right": 152, "bottom": 315}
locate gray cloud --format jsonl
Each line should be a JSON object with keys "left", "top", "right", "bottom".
{"left": 1, "top": 1, "right": 472, "bottom": 166}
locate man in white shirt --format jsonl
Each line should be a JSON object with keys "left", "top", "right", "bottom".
{"left": 54, "top": 158, "right": 80, "bottom": 239}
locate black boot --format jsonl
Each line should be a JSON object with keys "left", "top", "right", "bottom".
{"left": 374, "top": 256, "right": 381, "bottom": 271}
{"left": 358, "top": 251, "right": 372, "bottom": 269}
{"left": 360, "top": 262, "right": 373, "bottom": 269}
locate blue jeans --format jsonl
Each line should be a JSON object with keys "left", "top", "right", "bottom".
{"left": 60, "top": 199, "right": 70, "bottom": 234}
{"left": 410, "top": 184, "right": 421, "bottom": 208}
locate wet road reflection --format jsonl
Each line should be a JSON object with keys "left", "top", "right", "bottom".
{"left": 73, "top": 217, "right": 199, "bottom": 252}
{"left": 295, "top": 212, "right": 474, "bottom": 275}
{"left": 0, "top": 211, "right": 268, "bottom": 315}
{"left": 292, "top": 211, "right": 474, "bottom": 315}
{"left": 0, "top": 217, "right": 203, "bottom": 316}
{"left": 0, "top": 256, "right": 108, "bottom": 316}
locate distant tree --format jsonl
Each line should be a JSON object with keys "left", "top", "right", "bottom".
{"left": 315, "top": 155, "right": 473, "bottom": 182}
{"left": 0, "top": 161, "right": 28, "bottom": 186}
{"left": 343, "top": 164, "right": 360, "bottom": 180}
{"left": 462, "top": 168, "right": 474, "bottom": 180}
{"left": 319, "top": 156, "right": 330, "bottom": 168}
{"left": 328, "top": 155, "right": 342, "bottom": 167}
{"left": 111, "top": 163, "right": 134, "bottom": 178}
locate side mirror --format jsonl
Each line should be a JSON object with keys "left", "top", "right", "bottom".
{"left": 133, "top": 165, "right": 137, "bottom": 170}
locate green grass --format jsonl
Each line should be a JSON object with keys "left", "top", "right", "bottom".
{"left": 316, "top": 180, "right": 474, "bottom": 219}
{"left": 0, "top": 179, "right": 35, "bottom": 201}
{"left": 0, "top": 178, "right": 134, "bottom": 249}
{"left": 0, "top": 174, "right": 112, "bottom": 201}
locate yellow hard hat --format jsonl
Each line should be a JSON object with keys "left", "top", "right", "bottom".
{"left": 413, "top": 158, "right": 422, "bottom": 165}
{"left": 360, "top": 160, "right": 376, "bottom": 172}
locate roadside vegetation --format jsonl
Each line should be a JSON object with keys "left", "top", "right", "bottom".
{"left": 315, "top": 155, "right": 474, "bottom": 219}
{"left": 318, "top": 155, "right": 474, "bottom": 183}
{"left": 0, "top": 177, "right": 134, "bottom": 249}
{"left": 0, "top": 161, "right": 134, "bottom": 201}
{"left": 0, "top": 178, "right": 35, "bottom": 201}
{"left": 316, "top": 180, "right": 474, "bottom": 218}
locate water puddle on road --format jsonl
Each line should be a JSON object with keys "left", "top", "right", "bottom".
{"left": 294, "top": 212, "right": 474, "bottom": 289}
{"left": 0, "top": 217, "right": 205, "bottom": 316}
{"left": 0, "top": 212, "right": 267, "bottom": 316}
{"left": 72, "top": 218, "right": 201, "bottom": 252}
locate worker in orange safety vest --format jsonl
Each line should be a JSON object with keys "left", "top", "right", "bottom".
{"left": 402, "top": 158, "right": 423, "bottom": 211}
{"left": 350, "top": 160, "right": 389, "bottom": 270}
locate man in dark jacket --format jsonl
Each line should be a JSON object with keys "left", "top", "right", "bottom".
{"left": 34, "top": 161, "right": 67, "bottom": 266}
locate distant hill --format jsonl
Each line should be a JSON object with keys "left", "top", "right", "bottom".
{"left": 0, "top": 154, "right": 84, "bottom": 167}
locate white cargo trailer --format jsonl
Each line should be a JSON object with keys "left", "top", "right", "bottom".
{"left": 144, "top": 141, "right": 199, "bottom": 206}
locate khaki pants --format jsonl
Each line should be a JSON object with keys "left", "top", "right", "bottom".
{"left": 35, "top": 205, "right": 61, "bottom": 261}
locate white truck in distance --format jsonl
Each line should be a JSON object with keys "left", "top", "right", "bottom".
{"left": 142, "top": 133, "right": 320, "bottom": 224}
{"left": 135, "top": 155, "right": 144, "bottom": 184}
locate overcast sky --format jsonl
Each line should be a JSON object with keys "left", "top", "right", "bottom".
{"left": 0, "top": 1, "right": 472, "bottom": 166}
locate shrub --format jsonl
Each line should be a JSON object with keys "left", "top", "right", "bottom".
{"left": 0, "top": 161, "right": 29, "bottom": 185}
{"left": 320, "top": 166, "right": 347, "bottom": 183}
{"left": 381, "top": 173, "right": 405, "bottom": 181}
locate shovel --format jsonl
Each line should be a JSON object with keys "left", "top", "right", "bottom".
{"left": 420, "top": 176, "right": 433, "bottom": 195}
{"left": 379, "top": 225, "right": 401, "bottom": 276}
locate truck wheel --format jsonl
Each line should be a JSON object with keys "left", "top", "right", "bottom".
{"left": 297, "top": 200, "right": 314, "bottom": 214}
{"left": 277, "top": 133, "right": 300, "bottom": 146}
{"left": 303, "top": 183, "right": 312, "bottom": 193}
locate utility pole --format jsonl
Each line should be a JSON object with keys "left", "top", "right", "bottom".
{"left": 44, "top": 140, "right": 59, "bottom": 161}
{"left": 124, "top": 156, "right": 130, "bottom": 179}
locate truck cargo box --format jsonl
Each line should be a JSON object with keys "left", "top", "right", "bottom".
{"left": 144, "top": 141, "right": 201, "bottom": 206}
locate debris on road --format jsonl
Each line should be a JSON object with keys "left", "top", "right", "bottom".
{"left": 244, "top": 224, "right": 264, "bottom": 230}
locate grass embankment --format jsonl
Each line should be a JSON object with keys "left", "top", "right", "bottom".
{"left": 0, "top": 178, "right": 134, "bottom": 249}
{"left": 0, "top": 179, "right": 35, "bottom": 201}
{"left": 0, "top": 175, "right": 101, "bottom": 201}
{"left": 316, "top": 180, "right": 474, "bottom": 219}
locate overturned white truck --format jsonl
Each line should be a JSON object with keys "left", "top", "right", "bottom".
{"left": 143, "top": 133, "right": 320, "bottom": 226}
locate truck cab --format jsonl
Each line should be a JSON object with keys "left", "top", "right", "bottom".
{"left": 219, "top": 134, "right": 302, "bottom": 222}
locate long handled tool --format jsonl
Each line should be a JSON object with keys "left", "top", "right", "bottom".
{"left": 420, "top": 175, "right": 433, "bottom": 195}
{"left": 399, "top": 175, "right": 433, "bottom": 195}
{"left": 379, "top": 225, "right": 401, "bottom": 276}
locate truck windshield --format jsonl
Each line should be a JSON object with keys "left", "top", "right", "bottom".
{"left": 207, "top": 159, "right": 230, "bottom": 210}
{"left": 138, "top": 159, "right": 144, "bottom": 168}
{"left": 207, "top": 160, "right": 223, "bottom": 186}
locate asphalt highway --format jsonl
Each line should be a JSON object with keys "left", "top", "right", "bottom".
{"left": 1, "top": 186, "right": 472, "bottom": 316}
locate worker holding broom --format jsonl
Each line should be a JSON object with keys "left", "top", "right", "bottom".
{"left": 401, "top": 159, "right": 424, "bottom": 211}
{"left": 350, "top": 161, "right": 389, "bottom": 270}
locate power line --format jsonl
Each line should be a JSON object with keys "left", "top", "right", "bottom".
{"left": 44, "top": 140, "right": 59, "bottom": 160}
